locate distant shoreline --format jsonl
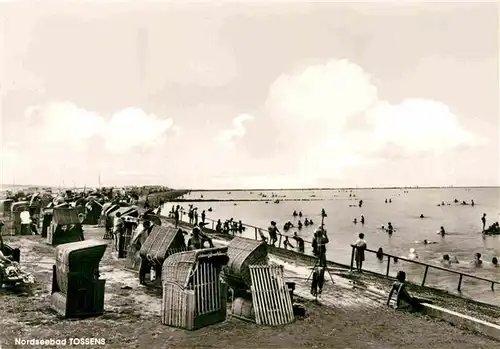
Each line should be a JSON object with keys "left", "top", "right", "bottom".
{"left": 184, "top": 186, "right": 500, "bottom": 192}
{"left": 1, "top": 184, "right": 499, "bottom": 192}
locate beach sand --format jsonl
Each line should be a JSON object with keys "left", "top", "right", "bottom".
{"left": 0, "top": 226, "right": 498, "bottom": 349}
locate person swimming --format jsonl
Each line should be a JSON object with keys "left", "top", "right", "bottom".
{"left": 473, "top": 253, "right": 483, "bottom": 267}
{"left": 492, "top": 257, "right": 498, "bottom": 266}
{"left": 442, "top": 254, "right": 459, "bottom": 265}
{"left": 420, "top": 214, "right": 425, "bottom": 219}
{"left": 415, "top": 239, "right": 437, "bottom": 245}
{"left": 353, "top": 218, "right": 357, "bottom": 224}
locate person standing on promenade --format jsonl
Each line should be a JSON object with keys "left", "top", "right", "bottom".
{"left": 315, "top": 226, "right": 329, "bottom": 267}
{"left": 188, "top": 207, "right": 194, "bottom": 225}
{"left": 174, "top": 205, "right": 180, "bottom": 228}
{"left": 268, "top": 221, "right": 279, "bottom": 246}
{"left": 481, "top": 213, "right": 487, "bottom": 232}
{"left": 292, "top": 232, "right": 305, "bottom": 253}
{"left": 352, "top": 233, "right": 367, "bottom": 272}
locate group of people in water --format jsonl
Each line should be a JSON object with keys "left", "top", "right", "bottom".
{"left": 166, "top": 196, "right": 500, "bottom": 277}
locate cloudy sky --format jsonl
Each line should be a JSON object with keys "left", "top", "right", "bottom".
{"left": 0, "top": 1, "right": 498, "bottom": 189}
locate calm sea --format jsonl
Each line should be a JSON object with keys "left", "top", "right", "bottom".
{"left": 166, "top": 187, "right": 500, "bottom": 305}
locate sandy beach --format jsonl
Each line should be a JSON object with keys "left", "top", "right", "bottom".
{"left": 1, "top": 225, "right": 499, "bottom": 349}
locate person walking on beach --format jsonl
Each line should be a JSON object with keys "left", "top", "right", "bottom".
{"left": 481, "top": 213, "right": 487, "bottom": 232}
{"left": 352, "top": 233, "right": 367, "bottom": 272}
{"left": 20, "top": 208, "right": 31, "bottom": 235}
{"left": 113, "top": 212, "right": 124, "bottom": 252}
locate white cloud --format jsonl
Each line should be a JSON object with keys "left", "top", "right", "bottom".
{"left": 104, "top": 108, "right": 174, "bottom": 153}
{"left": 23, "top": 102, "right": 175, "bottom": 153}
{"left": 266, "top": 59, "right": 379, "bottom": 133}
{"left": 216, "top": 114, "right": 254, "bottom": 147}
{"left": 27, "top": 102, "right": 105, "bottom": 145}
{"left": 261, "top": 59, "right": 480, "bottom": 182}
{"left": 371, "top": 99, "right": 480, "bottom": 153}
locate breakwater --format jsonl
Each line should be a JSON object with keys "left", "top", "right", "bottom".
{"left": 139, "top": 189, "right": 189, "bottom": 206}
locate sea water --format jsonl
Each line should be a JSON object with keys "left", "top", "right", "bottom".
{"left": 166, "top": 187, "right": 500, "bottom": 306}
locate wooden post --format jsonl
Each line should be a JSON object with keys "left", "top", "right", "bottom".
{"left": 211, "top": 220, "right": 214, "bottom": 230}
{"left": 421, "top": 265, "right": 429, "bottom": 287}
{"left": 254, "top": 227, "right": 258, "bottom": 240}
{"left": 385, "top": 256, "right": 391, "bottom": 277}
{"left": 491, "top": 282, "right": 495, "bottom": 291}
{"left": 278, "top": 234, "right": 282, "bottom": 248}
{"left": 457, "top": 274, "right": 463, "bottom": 291}
{"left": 350, "top": 246, "right": 355, "bottom": 271}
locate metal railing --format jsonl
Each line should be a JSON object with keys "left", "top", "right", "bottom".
{"left": 174, "top": 212, "right": 314, "bottom": 247}
{"left": 350, "top": 246, "right": 499, "bottom": 292}
{"left": 168, "top": 208, "right": 500, "bottom": 294}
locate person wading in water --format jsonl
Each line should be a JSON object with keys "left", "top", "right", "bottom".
{"left": 481, "top": 213, "right": 487, "bottom": 232}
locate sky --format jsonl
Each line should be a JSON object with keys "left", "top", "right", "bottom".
{"left": 0, "top": 1, "right": 498, "bottom": 189}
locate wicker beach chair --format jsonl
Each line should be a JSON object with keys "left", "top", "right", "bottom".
{"left": 222, "top": 237, "right": 268, "bottom": 290}
{"left": 51, "top": 239, "right": 107, "bottom": 318}
{"left": 138, "top": 226, "right": 187, "bottom": 283}
{"left": 47, "top": 208, "right": 84, "bottom": 246}
{"left": 249, "top": 265, "right": 295, "bottom": 326}
{"left": 161, "top": 247, "right": 229, "bottom": 330}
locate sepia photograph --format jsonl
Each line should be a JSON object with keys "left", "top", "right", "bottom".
{"left": 0, "top": 1, "right": 499, "bottom": 348}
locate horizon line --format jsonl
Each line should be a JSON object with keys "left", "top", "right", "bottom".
{"left": 1, "top": 184, "right": 499, "bottom": 191}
